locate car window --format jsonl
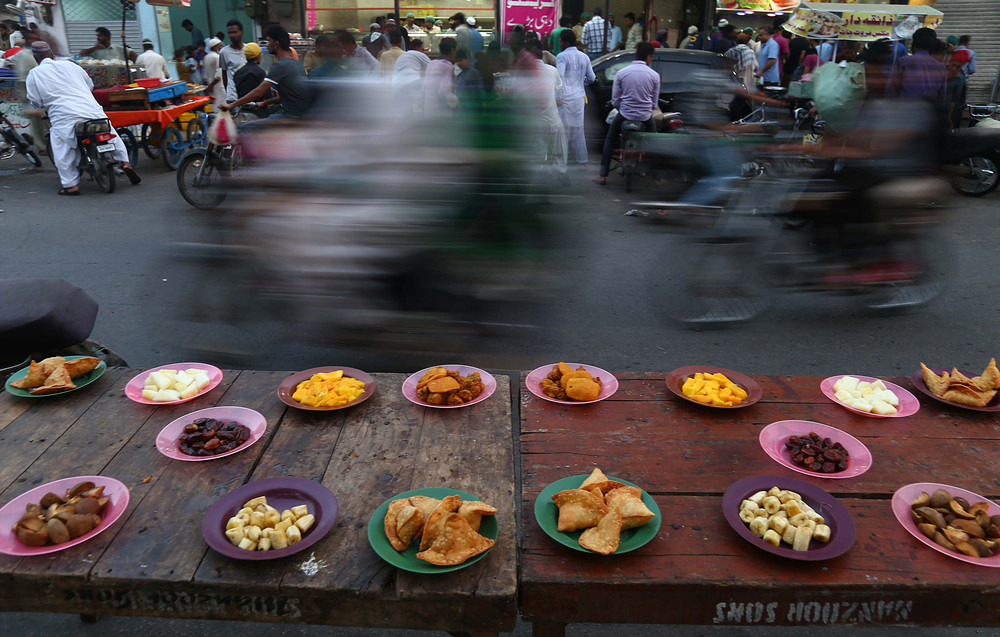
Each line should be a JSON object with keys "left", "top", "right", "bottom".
{"left": 597, "top": 60, "right": 631, "bottom": 84}
{"left": 650, "top": 60, "right": 713, "bottom": 86}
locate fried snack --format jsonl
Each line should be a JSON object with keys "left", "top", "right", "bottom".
{"left": 542, "top": 363, "right": 603, "bottom": 402}
{"left": 578, "top": 510, "right": 623, "bottom": 555}
{"left": 39, "top": 356, "right": 66, "bottom": 376}
{"left": 395, "top": 504, "right": 424, "bottom": 550}
{"left": 408, "top": 495, "right": 443, "bottom": 522}
{"left": 415, "top": 512, "right": 495, "bottom": 566}
{"left": 62, "top": 357, "right": 100, "bottom": 378}
{"left": 384, "top": 499, "right": 409, "bottom": 551}
{"left": 10, "top": 360, "right": 47, "bottom": 389}
{"left": 29, "top": 366, "right": 76, "bottom": 395}
{"left": 580, "top": 467, "right": 609, "bottom": 489}
{"left": 419, "top": 495, "right": 462, "bottom": 551}
{"left": 920, "top": 359, "right": 1000, "bottom": 407}
{"left": 416, "top": 368, "right": 485, "bottom": 406}
{"left": 605, "top": 486, "right": 656, "bottom": 530}
{"left": 458, "top": 500, "right": 498, "bottom": 533}
{"left": 552, "top": 488, "right": 609, "bottom": 532}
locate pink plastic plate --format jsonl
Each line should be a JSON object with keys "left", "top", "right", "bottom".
{"left": 525, "top": 363, "right": 619, "bottom": 405}
{"left": 0, "top": 475, "right": 130, "bottom": 556}
{"left": 402, "top": 365, "right": 497, "bottom": 409}
{"left": 820, "top": 375, "right": 920, "bottom": 418}
{"left": 125, "top": 362, "right": 223, "bottom": 405}
{"left": 909, "top": 367, "right": 1000, "bottom": 412}
{"left": 155, "top": 406, "right": 267, "bottom": 462}
{"left": 892, "top": 482, "right": 1000, "bottom": 567}
{"left": 759, "top": 420, "right": 872, "bottom": 479}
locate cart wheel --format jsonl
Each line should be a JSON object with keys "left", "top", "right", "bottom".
{"left": 142, "top": 123, "right": 163, "bottom": 160}
{"left": 186, "top": 117, "right": 207, "bottom": 145}
{"left": 116, "top": 127, "right": 139, "bottom": 167}
{"left": 161, "top": 125, "right": 186, "bottom": 171}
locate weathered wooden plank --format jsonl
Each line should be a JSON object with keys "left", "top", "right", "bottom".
{"left": 520, "top": 497, "right": 1000, "bottom": 626}
{"left": 279, "top": 373, "right": 424, "bottom": 597}
{"left": 90, "top": 370, "right": 287, "bottom": 586}
{"left": 396, "top": 375, "right": 516, "bottom": 626}
{"left": 0, "top": 368, "right": 127, "bottom": 496}
{"left": 0, "top": 394, "right": 32, "bottom": 435}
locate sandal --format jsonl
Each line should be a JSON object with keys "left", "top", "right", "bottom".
{"left": 593, "top": 177, "right": 607, "bottom": 185}
{"left": 122, "top": 166, "right": 141, "bottom": 185}
{"left": 58, "top": 188, "right": 81, "bottom": 196}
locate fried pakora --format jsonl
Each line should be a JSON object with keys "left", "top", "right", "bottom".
{"left": 415, "top": 368, "right": 485, "bottom": 406}
{"left": 541, "top": 363, "right": 602, "bottom": 401}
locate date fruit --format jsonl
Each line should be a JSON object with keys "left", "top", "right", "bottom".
{"left": 177, "top": 419, "right": 250, "bottom": 457}
{"left": 784, "top": 432, "right": 849, "bottom": 474}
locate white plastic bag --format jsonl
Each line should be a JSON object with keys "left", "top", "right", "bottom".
{"left": 208, "top": 110, "right": 237, "bottom": 146}
{"left": 605, "top": 108, "right": 619, "bottom": 125}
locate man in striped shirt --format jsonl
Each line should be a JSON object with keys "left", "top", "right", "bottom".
{"left": 581, "top": 8, "right": 607, "bottom": 60}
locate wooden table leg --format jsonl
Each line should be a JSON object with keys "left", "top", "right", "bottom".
{"left": 532, "top": 621, "right": 567, "bottom": 637}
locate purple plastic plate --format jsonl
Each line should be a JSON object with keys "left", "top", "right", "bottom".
{"left": 893, "top": 482, "right": 1000, "bottom": 567}
{"left": 665, "top": 366, "right": 763, "bottom": 409}
{"left": 402, "top": 365, "right": 497, "bottom": 409}
{"left": 125, "top": 362, "right": 223, "bottom": 405}
{"left": 277, "top": 366, "right": 376, "bottom": 411}
{"left": 759, "top": 420, "right": 872, "bottom": 480}
{"left": 820, "top": 375, "right": 920, "bottom": 418}
{"left": 723, "top": 475, "right": 856, "bottom": 561}
{"left": 155, "top": 406, "right": 267, "bottom": 462}
{"left": 525, "top": 363, "right": 618, "bottom": 405}
{"left": 202, "top": 477, "right": 338, "bottom": 561}
{"left": 0, "top": 475, "right": 130, "bottom": 556}
{"left": 909, "top": 367, "right": 1000, "bottom": 412}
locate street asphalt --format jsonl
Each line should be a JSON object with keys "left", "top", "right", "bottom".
{"left": 0, "top": 155, "right": 998, "bottom": 636}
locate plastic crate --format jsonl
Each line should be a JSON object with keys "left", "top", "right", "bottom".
{"left": 146, "top": 81, "right": 187, "bottom": 103}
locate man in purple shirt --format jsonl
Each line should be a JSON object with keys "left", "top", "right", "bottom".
{"left": 596, "top": 41, "right": 660, "bottom": 184}
{"left": 887, "top": 27, "right": 946, "bottom": 108}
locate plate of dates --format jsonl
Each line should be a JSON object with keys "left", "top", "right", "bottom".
{"left": 156, "top": 406, "right": 267, "bottom": 462}
{"left": 759, "top": 420, "right": 872, "bottom": 479}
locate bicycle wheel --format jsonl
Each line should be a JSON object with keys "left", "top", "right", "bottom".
{"left": 141, "top": 123, "right": 163, "bottom": 160}
{"left": 89, "top": 146, "right": 116, "bottom": 194}
{"left": 177, "top": 151, "right": 226, "bottom": 209}
{"left": 186, "top": 117, "right": 207, "bottom": 145}
{"left": 116, "top": 127, "right": 139, "bottom": 167}
{"left": 949, "top": 155, "right": 1000, "bottom": 197}
{"left": 161, "top": 125, "right": 186, "bottom": 170}
{"left": 44, "top": 133, "right": 56, "bottom": 168}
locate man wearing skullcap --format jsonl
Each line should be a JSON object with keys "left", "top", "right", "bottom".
{"left": 26, "top": 41, "right": 140, "bottom": 194}
{"left": 136, "top": 39, "right": 169, "bottom": 79}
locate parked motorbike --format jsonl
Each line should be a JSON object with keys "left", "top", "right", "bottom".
{"left": 0, "top": 104, "right": 41, "bottom": 168}
{"left": 45, "top": 118, "right": 121, "bottom": 193}
{"left": 942, "top": 118, "right": 1000, "bottom": 197}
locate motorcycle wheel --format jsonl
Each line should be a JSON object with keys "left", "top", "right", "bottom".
{"left": 89, "top": 146, "right": 116, "bottom": 194}
{"left": 860, "top": 235, "right": 947, "bottom": 314}
{"left": 177, "top": 151, "right": 226, "bottom": 210}
{"left": 23, "top": 149, "right": 41, "bottom": 168}
{"left": 44, "top": 133, "right": 56, "bottom": 168}
{"left": 950, "top": 155, "right": 1000, "bottom": 197}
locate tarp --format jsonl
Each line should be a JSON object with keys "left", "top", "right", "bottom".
{"left": 784, "top": 2, "right": 943, "bottom": 41}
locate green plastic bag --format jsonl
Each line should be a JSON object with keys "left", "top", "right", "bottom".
{"left": 812, "top": 62, "right": 867, "bottom": 132}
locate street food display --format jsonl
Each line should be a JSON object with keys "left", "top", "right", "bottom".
{"left": 821, "top": 374, "right": 920, "bottom": 418}
{"left": 784, "top": 432, "right": 849, "bottom": 474}
{"left": 177, "top": 417, "right": 251, "bottom": 457}
{"left": 291, "top": 370, "right": 366, "bottom": 407}
{"left": 758, "top": 420, "right": 872, "bottom": 480}
{"left": 141, "top": 367, "right": 213, "bottom": 402}
{"left": 737, "top": 486, "right": 832, "bottom": 551}
{"left": 383, "top": 493, "right": 496, "bottom": 565}
{"left": 893, "top": 483, "right": 1000, "bottom": 567}
{"left": 7, "top": 356, "right": 102, "bottom": 395}
{"left": 414, "top": 366, "right": 485, "bottom": 406}
{"left": 551, "top": 468, "right": 656, "bottom": 555}
{"left": 681, "top": 371, "right": 748, "bottom": 406}
{"left": 540, "top": 362, "right": 602, "bottom": 402}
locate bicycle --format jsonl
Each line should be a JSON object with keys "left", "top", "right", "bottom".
{"left": 176, "top": 125, "right": 245, "bottom": 209}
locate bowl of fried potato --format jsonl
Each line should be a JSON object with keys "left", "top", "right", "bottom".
{"left": 277, "top": 366, "right": 376, "bottom": 411}
{"left": 402, "top": 365, "right": 496, "bottom": 408}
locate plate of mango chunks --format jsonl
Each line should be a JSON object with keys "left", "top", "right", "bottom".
{"left": 277, "top": 366, "right": 375, "bottom": 411}
{"left": 368, "top": 487, "right": 498, "bottom": 573}
{"left": 535, "top": 468, "right": 661, "bottom": 555}
{"left": 5, "top": 356, "right": 105, "bottom": 397}
{"left": 911, "top": 359, "right": 1000, "bottom": 412}
{"left": 665, "top": 366, "right": 762, "bottom": 409}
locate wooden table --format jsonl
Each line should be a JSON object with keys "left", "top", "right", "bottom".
{"left": 519, "top": 372, "right": 1000, "bottom": 635}
{"left": 0, "top": 368, "right": 516, "bottom": 635}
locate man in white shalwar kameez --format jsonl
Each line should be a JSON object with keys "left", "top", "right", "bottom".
{"left": 556, "top": 30, "right": 595, "bottom": 168}
{"left": 391, "top": 42, "right": 430, "bottom": 110}
{"left": 26, "top": 42, "right": 139, "bottom": 195}
{"left": 511, "top": 46, "right": 567, "bottom": 181}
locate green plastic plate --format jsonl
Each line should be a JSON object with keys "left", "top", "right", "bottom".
{"left": 534, "top": 474, "right": 661, "bottom": 554}
{"left": 4, "top": 356, "right": 107, "bottom": 398}
{"left": 367, "top": 487, "right": 499, "bottom": 573}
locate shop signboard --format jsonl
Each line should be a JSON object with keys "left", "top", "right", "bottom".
{"left": 783, "top": 2, "right": 942, "bottom": 41}
{"left": 500, "top": 0, "right": 557, "bottom": 38}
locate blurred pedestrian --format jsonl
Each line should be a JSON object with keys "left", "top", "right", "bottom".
{"left": 556, "top": 29, "right": 594, "bottom": 168}
{"left": 946, "top": 49, "right": 969, "bottom": 128}
{"left": 608, "top": 13, "right": 623, "bottom": 52}
{"left": 955, "top": 35, "right": 976, "bottom": 78}
{"left": 219, "top": 19, "right": 248, "bottom": 103}
{"left": 379, "top": 29, "right": 405, "bottom": 77}
{"left": 221, "top": 25, "right": 312, "bottom": 121}
{"left": 455, "top": 47, "right": 484, "bottom": 109}
{"left": 625, "top": 13, "right": 642, "bottom": 51}
{"left": 467, "top": 17, "right": 484, "bottom": 54}
{"left": 887, "top": 27, "right": 946, "bottom": 108}
{"left": 573, "top": 13, "right": 590, "bottom": 43}
{"left": 549, "top": 16, "right": 571, "bottom": 55}
{"left": 725, "top": 33, "right": 758, "bottom": 89}
{"left": 203, "top": 38, "right": 226, "bottom": 104}
{"left": 136, "top": 39, "right": 169, "bottom": 79}
{"left": 182, "top": 19, "right": 204, "bottom": 49}
{"left": 423, "top": 37, "right": 457, "bottom": 114}
{"left": 337, "top": 30, "right": 378, "bottom": 75}
{"left": 755, "top": 27, "right": 780, "bottom": 86}
{"left": 362, "top": 23, "right": 386, "bottom": 59}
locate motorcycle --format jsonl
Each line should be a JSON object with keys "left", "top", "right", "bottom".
{"left": 942, "top": 116, "right": 1000, "bottom": 197}
{"left": 68, "top": 118, "right": 120, "bottom": 193}
{"left": 0, "top": 103, "right": 41, "bottom": 168}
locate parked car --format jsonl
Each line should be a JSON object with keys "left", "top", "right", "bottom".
{"left": 584, "top": 48, "right": 739, "bottom": 147}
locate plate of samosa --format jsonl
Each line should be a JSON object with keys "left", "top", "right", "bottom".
{"left": 911, "top": 359, "right": 1000, "bottom": 412}
{"left": 5, "top": 356, "right": 105, "bottom": 398}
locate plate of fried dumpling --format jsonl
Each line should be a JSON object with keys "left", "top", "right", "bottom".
{"left": 911, "top": 359, "right": 1000, "bottom": 412}
{"left": 5, "top": 355, "right": 106, "bottom": 398}
{"left": 368, "top": 487, "right": 498, "bottom": 573}
{"left": 535, "top": 468, "right": 661, "bottom": 555}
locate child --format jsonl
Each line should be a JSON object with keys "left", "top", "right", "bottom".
{"left": 184, "top": 46, "right": 201, "bottom": 83}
